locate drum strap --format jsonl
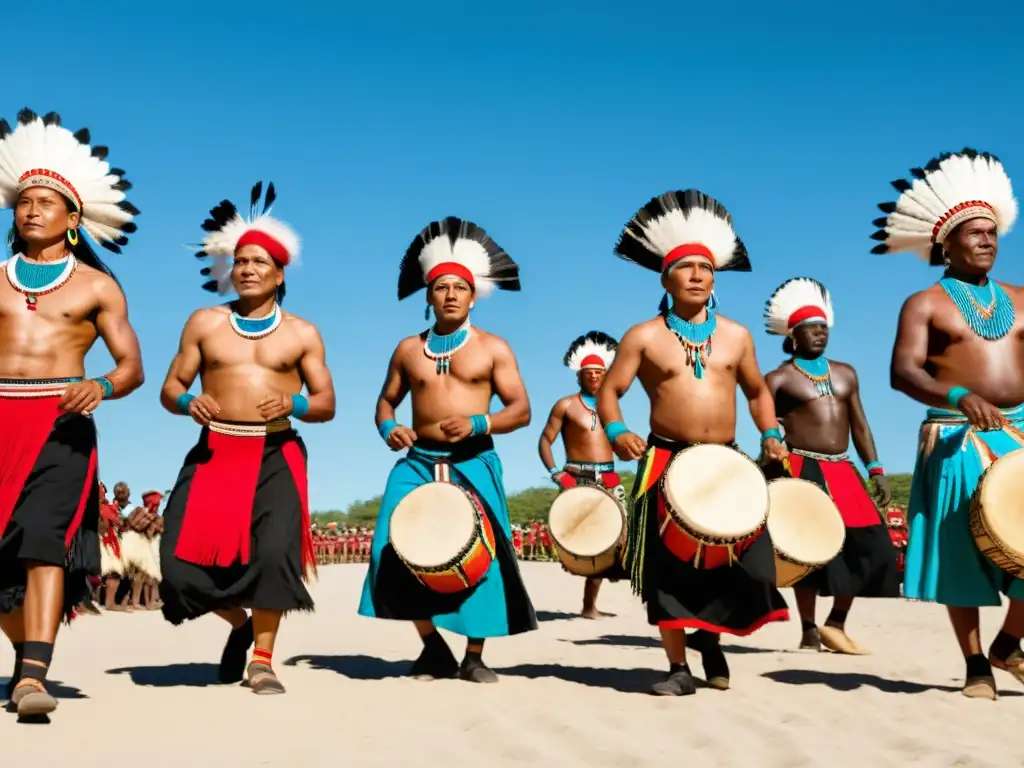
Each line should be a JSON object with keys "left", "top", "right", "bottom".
{"left": 433, "top": 461, "right": 453, "bottom": 483}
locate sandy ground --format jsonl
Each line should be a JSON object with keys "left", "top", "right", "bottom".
{"left": 2, "top": 562, "right": 1024, "bottom": 766}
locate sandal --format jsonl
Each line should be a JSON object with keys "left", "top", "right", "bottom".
{"left": 246, "top": 663, "right": 286, "bottom": 695}
{"left": 13, "top": 679, "right": 58, "bottom": 718}
{"left": 819, "top": 625, "right": 870, "bottom": 656}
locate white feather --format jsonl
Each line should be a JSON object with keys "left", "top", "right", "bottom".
{"left": 201, "top": 211, "right": 302, "bottom": 266}
{"left": 634, "top": 205, "right": 741, "bottom": 269}
{"left": 418, "top": 234, "right": 497, "bottom": 297}
{"left": 764, "top": 278, "right": 834, "bottom": 336}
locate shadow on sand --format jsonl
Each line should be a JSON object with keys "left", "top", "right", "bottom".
{"left": 495, "top": 662, "right": 658, "bottom": 694}
{"left": 762, "top": 668, "right": 1024, "bottom": 696}
{"left": 106, "top": 663, "right": 225, "bottom": 688}
{"left": 283, "top": 654, "right": 408, "bottom": 681}
{"left": 534, "top": 610, "right": 581, "bottom": 623}
{"left": 568, "top": 633, "right": 776, "bottom": 655}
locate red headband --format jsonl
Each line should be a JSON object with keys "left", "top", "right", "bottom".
{"left": 662, "top": 243, "right": 714, "bottom": 272}
{"left": 579, "top": 355, "right": 606, "bottom": 369}
{"left": 237, "top": 230, "right": 291, "bottom": 266}
{"left": 787, "top": 305, "right": 827, "bottom": 329}
{"left": 425, "top": 262, "right": 475, "bottom": 288}
{"left": 18, "top": 168, "right": 83, "bottom": 210}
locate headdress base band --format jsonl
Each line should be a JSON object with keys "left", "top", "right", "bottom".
{"left": 236, "top": 230, "right": 290, "bottom": 266}
{"left": 934, "top": 202, "right": 996, "bottom": 244}
{"left": 17, "top": 169, "right": 82, "bottom": 210}
{"left": 787, "top": 306, "right": 827, "bottom": 330}
{"left": 578, "top": 355, "right": 606, "bottom": 370}
{"left": 663, "top": 243, "right": 714, "bottom": 272}
{"left": 425, "top": 261, "right": 475, "bottom": 288}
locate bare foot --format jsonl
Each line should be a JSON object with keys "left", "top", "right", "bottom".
{"left": 581, "top": 607, "right": 601, "bottom": 620}
{"left": 819, "top": 625, "right": 870, "bottom": 655}
{"left": 990, "top": 648, "right": 1024, "bottom": 687}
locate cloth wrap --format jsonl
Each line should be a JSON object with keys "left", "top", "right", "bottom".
{"left": 358, "top": 435, "right": 538, "bottom": 638}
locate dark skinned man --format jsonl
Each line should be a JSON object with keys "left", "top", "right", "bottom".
{"left": 359, "top": 217, "right": 537, "bottom": 684}
{"left": 0, "top": 109, "right": 143, "bottom": 719}
{"left": 598, "top": 190, "right": 790, "bottom": 697}
{"left": 876, "top": 149, "right": 1024, "bottom": 699}
{"left": 159, "top": 183, "right": 335, "bottom": 695}
{"left": 539, "top": 331, "right": 626, "bottom": 618}
{"left": 764, "top": 277, "right": 900, "bottom": 655}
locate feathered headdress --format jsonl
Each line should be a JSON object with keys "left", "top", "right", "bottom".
{"left": 398, "top": 216, "right": 520, "bottom": 300}
{"left": 764, "top": 278, "right": 834, "bottom": 336}
{"left": 193, "top": 181, "right": 300, "bottom": 294}
{"left": 0, "top": 108, "right": 139, "bottom": 253}
{"left": 614, "top": 189, "right": 750, "bottom": 274}
{"left": 871, "top": 149, "right": 1017, "bottom": 265}
{"left": 564, "top": 331, "right": 618, "bottom": 372}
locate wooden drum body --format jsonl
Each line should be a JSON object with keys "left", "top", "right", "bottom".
{"left": 970, "top": 449, "right": 1024, "bottom": 578}
{"left": 389, "top": 481, "right": 497, "bottom": 593}
{"left": 766, "top": 478, "right": 846, "bottom": 587}
{"left": 548, "top": 485, "right": 626, "bottom": 577}
{"left": 658, "top": 444, "right": 769, "bottom": 569}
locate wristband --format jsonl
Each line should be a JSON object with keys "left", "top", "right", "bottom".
{"left": 290, "top": 394, "right": 309, "bottom": 418}
{"left": 470, "top": 414, "right": 490, "bottom": 436}
{"left": 378, "top": 419, "right": 398, "bottom": 442}
{"left": 549, "top": 466, "right": 559, "bottom": 476}
{"left": 95, "top": 377, "right": 114, "bottom": 399}
{"left": 866, "top": 462, "right": 885, "bottom": 478}
{"left": 604, "top": 421, "right": 628, "bottom": 443}
{"left": 946, "top": 386, "right": 971, "bottom": 408}
{"left": 761, "top": 427, "right": 783, "bottom": 443}
{"left": 176, "top": 393, "right": 196, "bottom": 414}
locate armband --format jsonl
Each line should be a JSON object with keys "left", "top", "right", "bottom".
{"left": 95, "top": 377, "right": 114, "bottom": 399}
{"left": 378, "top": 419, "right": 398, "bottom": 442}
{"left": 470, "top": 414, "right": 491, "bottom": 436}
{"left": 761, "top": 427, "right": 783, "bottom": 443}
{"left": 176, "top": 393, "right": 196, "bottom": 414}
{"left": 604, "top": 421, "right": 629, "bottom": 443}
{"left": 290, "top": 394, "right": 309, "bottom": 418}
{"left": 946, "top": 386, "right": 971, "bottom": 408}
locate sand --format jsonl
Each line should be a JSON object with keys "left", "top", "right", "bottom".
{"left": 2, "top": 562, "right": 1023, "bottom": 766}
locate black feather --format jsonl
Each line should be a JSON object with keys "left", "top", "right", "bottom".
{"left": 563, "top": 330, "right": 619, "bottom": 367}
{"left": 42, "top": 111, "right": 61, "bottom": 127}
{"left": 202, "top": 200, "right": 237, "bottom": 231}
{"left": 112, "top": 180, "right": 131, "bottom": 192}
{"left": 114, "top": 236, "right": 128, "bottom": 247}
{"left": 910, "top": 167, "right": 925, "bottom": 180}
{"left": 872, "top": 217, "right": 889, "bottom": 228}
{"left": 249, "top": 182, "right": 262, "bottom": 219}
{"left": 263, "top": 182, "right": 276, "bottom": 213}
{"left": 109, "top": 167, "right": 126, "bottom": 178}
{"left": 202, "top": 280, "right": 219, "bottom": 293}
{"left": 877, "top": 202, "right": 897, "bottom": 213}
{"left": 91, "top": 146, "right": 109, "bottom": 160}
{"left": 121, "top": 222, "right": 137, "bottom": 234}
{"left": 73, "top": 128, "right": 90, "bottom": 144}
{"left": 100, "top": 240, "right": 122, "bottom": 255}
{"left": 870, "top": 244, "right": 889, "bottom": 254}
{"left": 200, "top": 267, "right": 212, "bottom": 276}
{"left": 869, "top": 230, "right": 888, "bottom": 241}
{"left": 0, "top": 119, "right": 9, "bottom": 140}
{"left": 890, "top": 179, "right": 911, "bottom": 192}
{"left": 117, "top": 201, "right": 141, "bottom": 216}
{"left": 195, "top": 250, "right": 208, "bottom": 259}
{"left": 17, "top": 108, "right": 38, "bottom": 125}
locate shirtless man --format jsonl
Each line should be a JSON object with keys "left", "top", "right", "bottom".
{"left": 876, "top": 149, "right": 1024, "bottom": 699}
{"left": 96, "top": 483, "right": 126, "bottom": 612}
{"left": 539, "top": 331, "right": 626, "bottom": 618}
{"left": 359, "top": 216, "right": 537, "bottom": 683}
{"left": 159, "top": 182, "right": 335, "bottom": 695}
{"left": 763, "top": 278, "right": 899, "bottom": 655}
{"left": 0, "top": 109, "right": 143, "bottom": 718}
{"left": 598, "top": 189, "right": 790, "bottom": 696}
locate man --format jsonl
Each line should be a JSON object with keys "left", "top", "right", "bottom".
{"left": 358, "top": 216, "right": 537, "bottom": 684}
{"left": 597, "top": 189, "right": 790, "bottom": 696}
{"left": 96, "top": 482, "right": 126, "bottom": 612}
{"left": 878, "top": 149, "right": 1024, "bottom": 699}
{"left": 763, "top": 277, "right": 900, "bottom": 654}
{"left": 538, "top": 331, "right": 626, "bottom": 618}
{"left": 121, "top": 492, "right": 163, "bottom": 610}
{"left": 0, "top": 109, "right": 143, "bottom": 718}
{"left": 159, "top": 182, "right": 335, "bottom": 695}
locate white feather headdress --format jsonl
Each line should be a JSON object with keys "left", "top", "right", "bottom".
{"left": 398, "top": 216, "right": 520, "bottom": 300}
{"left": 194, "top": 182, "right": 300, "bottom": 295}
{"left": 0, "top": 108, "right": 139, "bottom": 252}
{"left": 764, "top": 278, "right": 833, "bottom": 336}
{"left": 564, "top": 331, "right": 618, "bottom": 372}
{"left": 615, "top": 189, "right": 750, "bottom": 273}
{"left": 871, "top": 149, "right": 1017, "bottom": 265}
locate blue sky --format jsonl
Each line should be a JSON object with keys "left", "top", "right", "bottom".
{"left": 4, "top": 2, "right": 1023, "bottom": 510}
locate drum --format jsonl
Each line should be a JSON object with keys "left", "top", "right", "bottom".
{"left": 969, "top": 449, "right": 1024, "bottom": 578}
{"left": 389, "top": 481, "right": 498, "bottom": 593}
{"left": 766, "top": 478, "right": 846, "bottom": 587}
{"left": 658, "top": 444, "right": 769, "bottom": 569}
{"left": 548, "top": 485, "right": 626, "bottom": 577}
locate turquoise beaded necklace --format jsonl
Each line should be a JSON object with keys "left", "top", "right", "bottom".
{"left": 664, "top": 309, "right": 717, "bottom": 380}
{"left": 792, "top": 355, "right": 833, "bottom": 397}
{"left": 579, "top": 392, "right": 598, "bottom": 430}
{"left": 939, "top": 276, "right": 1015, "bottom": 340}
{"left": 424, "top": 319, "right": 471, "bottom": 374}
{"left": 229, "top": 303, "right": 281, "bottom": 339}
{"left": 5, "top": 253, "right": 77, "bottom": 311}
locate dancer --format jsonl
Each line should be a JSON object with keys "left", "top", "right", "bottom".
{"left": 597, "top": 189, "right": 790, "bottom": 696}
{"left": 879, "top": 149, "right": 1024, "bottom": 699}
{"left": 159, "top": 182, "right": 335, "bottom": 694}
{"left": 97, "top": 483, "right": 126, "bottom": 612}
{"left": 0, "top": 109, "right": 143, "bottom": 718}
{"left": 359, "top": 216, "right": 537, "bottom": 683}
{"left": 763, "top": 277, "right": 900, "bottom": 654}
{"left": 143, "top": 491, "right": 164, "bottom": 611}
{"left": 538, "top": 331, "right": 626, "bottom": 618}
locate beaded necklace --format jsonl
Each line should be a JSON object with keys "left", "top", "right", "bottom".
{"left": 793, "top": 355, "right": 833, "bottom": 397}
{"left": 664, "top": 309, "right": 717, "bottom": 380}
{"left": 424, "top": 319, "right": 471, "bottom": 375}
{"left": 5, "top": 253, "right": 77, "bottom": 312}
{"left": 579, "top": 392, "right": 598, "bottom": 431}
{"left": 939, "top": 276, "right": 1015, "bottom": 340}
{"left": 229, "top": 303, "right": 281, "bottom": 340}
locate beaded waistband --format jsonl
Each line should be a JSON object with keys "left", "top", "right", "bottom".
{"left": 924, "top": 403, "right": 1024, "bottom": 425}
{"left": 208, "top": 419, "right": 291, "bottom": 437}
{"left": 0, "top": 377, "right": 82, "bottom": 398}
{"left": 564, "top": 461, "right": 615, "bottom": 473}
{"left": 790, "top": 447, "right": 849, "bottom": 462}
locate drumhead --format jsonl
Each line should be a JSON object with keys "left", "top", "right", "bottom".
{"left": 662, "top": 444, "right": 769, "bottom": 539}
{"left": 390, "top": 482, "right": 477, "bottom": 568}
{"left": 548, "top": 486, "right": 623, "bottom": 557}
{"left": 978, "top": 449, "right": 1024, "bottom": 553}
{"left": 766, "top": 478, "right": 845, "bottom": 565}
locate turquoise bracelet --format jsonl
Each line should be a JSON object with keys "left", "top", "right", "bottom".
{"left": 378, "top": 419, "right": 398, "bottom": 442}
{"left": 290, "top": 394, "right": 309, "bottom": 418}
{"left": 470, "top": 414, "right": 490, "bottom": 436}
{"left": 604, "top": 421, "right": 629, "bottom": 442}
{"left": 176, "top": 393, "right": 195, "bottom": 414}
{"left": 946, "top": 386, "right": 971, "bottom": 408}
{"left": 761, "top": 427, "right": 783, "bottom": 443}
{"left": 95, "top": 377, "right": 114, "bottom": 399}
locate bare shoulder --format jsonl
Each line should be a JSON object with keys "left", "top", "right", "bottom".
{"left": 765, "top": 359, "right": 794, "bottom": 380}
{"left": 553, "top": 394, "right": 575, "bottom": 413}
{"left": 828, "top": 359, "right": 858, "bottom": 381}
{"left": 185, "top": 305, "right": 228, "bottom": 336}
{"left": 77, "top": 263, "right": 125, "bottom": 303}
{"left": 280, "top": 311, "right": 323, "bottom": 343}
{"left": 474, "top": 328, "right": 515, "bottom": 358}
{"left": 622, "top": 317, "right": 663, "bottom": 345}
{"left": 899, "top": 284, "right": 944, "bottom": 316}
{"left": 391, "top": 333, "right": 424, "bottom": 363}
{"left": 997, "top": 280, "right": 1024, "bottom": 300}
{"left": 714, "top": 313, "right": 754, "bottom": 344}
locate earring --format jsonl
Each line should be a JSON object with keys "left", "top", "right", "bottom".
{"left": 67, "top": 228, "right": 79, "bottom": 247}
{"left": 470, "top": 302, "right": 475, "bottom": 310}
{"left": 424, "top": 306, "right": 431, "bottom": 321}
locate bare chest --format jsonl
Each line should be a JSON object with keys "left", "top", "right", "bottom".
{"left": 0, "top": 277, "right": 97, "bottom": 325}
{"left": 201, "top": 325, "right": 301, "bottom": 372}
{"left": 405, "top": 344, "right": 493, "bottom": 392}
{"left": 640, "top": 327, "right": 741, "bottom": 388}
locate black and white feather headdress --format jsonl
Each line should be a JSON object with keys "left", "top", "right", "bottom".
{"left": 0, "top": 108, "right": 139, "bottom": 253}
{"left": 764, "top": 277, "right": 834, "bottom": 336}
{"left": 398, "top": 216, "right": 520, "bottom": 300}
{"left": 871, "top": 149, "right": 1017, "bottom": 265}
{"left": 615, "top": 189, "right": 750, "bottom": 274}
{"left": 193, "top": 181, "right": 300, "bottom": 295}
{"left": 564, "top": 331, "right": 618, "bottom": 372}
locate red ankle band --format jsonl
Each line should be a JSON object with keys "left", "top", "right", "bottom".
{"left": 252, "top": 648, "right": 273, "bottom": 666}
